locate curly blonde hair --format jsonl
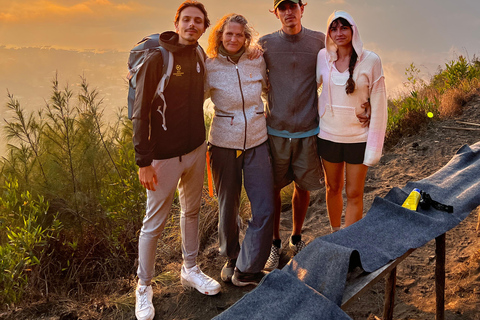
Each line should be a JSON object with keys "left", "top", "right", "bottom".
{"left": 207, "top": 13, "right": 258, "bottom": 58}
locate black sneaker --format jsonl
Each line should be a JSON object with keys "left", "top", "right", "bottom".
{"left": 231, "top": 268, "right": 265, "bottom": 287}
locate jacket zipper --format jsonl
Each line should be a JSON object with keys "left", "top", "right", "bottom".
{"left": 229, "top": 57, "right": 247, "bottom": 151}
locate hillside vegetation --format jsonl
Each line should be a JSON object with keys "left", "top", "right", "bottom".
{"left": 1, "top": 55, "right": 480, "bottom": 312}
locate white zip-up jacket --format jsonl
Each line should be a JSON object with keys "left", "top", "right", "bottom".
{"left": 205, "top": 54, "right": 268, "bottom": 150}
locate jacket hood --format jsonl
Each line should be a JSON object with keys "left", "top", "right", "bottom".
{"left": 325, "top": 10, "right": 363, "bottom": 63}
{"left": 159, "top": 31, "right": 199, "bottom": 53}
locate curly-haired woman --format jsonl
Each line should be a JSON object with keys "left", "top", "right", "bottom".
{"left": 205, "top": 13, "right": 274, "bottom": 287}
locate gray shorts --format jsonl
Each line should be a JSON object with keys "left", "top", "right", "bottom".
{"left": 268, "top": 135, "right": 323, "bottom": 191}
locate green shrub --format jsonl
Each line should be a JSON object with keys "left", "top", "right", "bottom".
{"left": 386, "top": 55, "right": 480, "bottom": 147}
{"left": 386, "top": 90, "right": 438, "bottom": 147}
{"left": 431, "top": 55, "right": 480, "bottom": 93}
{"left": 1, "top": 76, "right": 146, "bottom": 304}
{"left": 0, "top": 177, "right": 62, "bottom": 306}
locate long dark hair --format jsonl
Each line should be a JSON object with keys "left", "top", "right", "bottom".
{"left": 330, "top": 17, "right": 357, "bottom": 94}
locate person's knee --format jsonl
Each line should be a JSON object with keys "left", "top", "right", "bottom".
{"left": 346, "top": 188, "right": 363, "bottom": 202}
{"left": 325, "top": 180, "right": 343, "bottom": 194}
{"left": 139, "top": 227, "right": 163, "bottom": 242}
{"left": 179, "top": 191, "right": 202, "bottom": 218}
{"left": 252, "top": 212, "right": 273, "bottom": 231}
{"left": 181, "top": 207, "right": 200, "bottom": 219}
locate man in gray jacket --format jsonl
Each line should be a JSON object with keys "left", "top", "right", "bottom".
{"left": 259, "top": 0, "right": 325, "bottom": 270}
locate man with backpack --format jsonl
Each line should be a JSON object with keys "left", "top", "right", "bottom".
{"left": 131, "top": 1, "right": 220, "bottom": 319}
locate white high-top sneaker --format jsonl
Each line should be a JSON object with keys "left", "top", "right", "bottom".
{"left": 180, "top": 265, "right": 221, "bottom": 295}
{"left": 135, "top": 284, "right": 154, "bottom": 320}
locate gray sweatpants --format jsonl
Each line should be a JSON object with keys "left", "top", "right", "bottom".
{"left": 137, "top": 143, "right": 206, "bottom": 284}
{"left": 209, "top": 142, "right": 274, "bottom": 273}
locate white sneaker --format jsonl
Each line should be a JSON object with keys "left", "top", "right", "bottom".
{"left": 135, "top": 284, "right": 154, "bottom": 320}
{"left": 221, "top": 258, "right": 236, "bottom": 282}
{"left": 181, "top": 265, "right": 221, "bottom": 296}
{"left": 331, "top": 226, "right": 342, "bottom": 233}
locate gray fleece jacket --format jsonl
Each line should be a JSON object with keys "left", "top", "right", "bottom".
{"left": 259, "top": 27, "right": 325, "bottom": 136}
{"left": 205, "top": 54, "right": 268, "bottom": 150}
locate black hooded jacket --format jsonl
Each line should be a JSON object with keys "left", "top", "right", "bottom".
{"left": 132, "top": 31, "right": 206, "bottom": 167}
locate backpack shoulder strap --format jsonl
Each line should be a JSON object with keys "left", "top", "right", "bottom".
{"left": 158, "top": 46, "right": 174, "bottom": 85}
{"left": 196, "top": 46, "right": 206, "bottom": 75}
{"left": 154, "top": 46, "right": 174, "bottom": 131}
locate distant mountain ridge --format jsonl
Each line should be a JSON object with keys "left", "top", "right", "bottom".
{"left": 0, "top": 46, "right": 129, "bottom": 156}
{"left": 0, "top": 45, "right": 128, "bottom": 114}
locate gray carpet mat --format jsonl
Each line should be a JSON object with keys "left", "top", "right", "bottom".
{"left": 214, "top": 143, "right": 480, "bottom": 319}
{"left": 214, "top": 270, "right": 352, "bottom": 320}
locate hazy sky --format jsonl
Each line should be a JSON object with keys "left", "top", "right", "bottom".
{"left": 1, "top": 0, "right": 480, "bottom": 97}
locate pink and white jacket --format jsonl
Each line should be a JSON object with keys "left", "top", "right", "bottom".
{"left": 317, "top": 10, "right": 387, "bottom": 166}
